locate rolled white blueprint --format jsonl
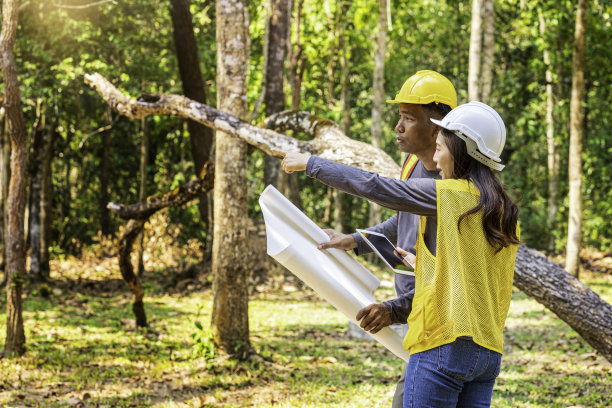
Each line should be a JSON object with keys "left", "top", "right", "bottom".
{"left": 259, "top": 185, "right": 410, "bottom": 362}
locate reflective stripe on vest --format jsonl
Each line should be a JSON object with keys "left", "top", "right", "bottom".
{"left": 397, "top": 154, "right": 420, "bottom": 223}
{"left": 400, "top": 154, "right": 419, "bottom": 181}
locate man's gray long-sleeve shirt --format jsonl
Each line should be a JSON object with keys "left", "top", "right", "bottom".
{"left": 305, "top": 155, "right": 439, "bottom": 324}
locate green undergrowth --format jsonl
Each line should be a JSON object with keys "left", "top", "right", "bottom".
{"left": 0, "top": 260, "right": 610, "bottom": 407}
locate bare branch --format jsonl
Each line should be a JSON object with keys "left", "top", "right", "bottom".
{"left": 108, "top": 162, "right": 214, "bottom": 220}
{"left": 84, "top": 73, "right": 305, "bottom": 158}
{"left": 84, "top": 73, "right": 400, "bottom": 177}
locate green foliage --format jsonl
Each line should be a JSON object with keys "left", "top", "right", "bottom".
{"left": 192, "top": 320, "right": 216, "bottom": 360}
{"left": 9, "top": 0, "right": 612, "bottom": 254}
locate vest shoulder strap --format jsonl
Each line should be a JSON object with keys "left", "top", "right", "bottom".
{"left": 401, "top": 154, "right": 419, "bottom": 181}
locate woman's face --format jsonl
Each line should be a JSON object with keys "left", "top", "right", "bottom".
{"left": 433, "top": 131, "right": 454, "bottom": 179}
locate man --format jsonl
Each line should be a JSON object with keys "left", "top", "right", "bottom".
{"left": 315, "top": 70, "right": 457, "bottom": 407}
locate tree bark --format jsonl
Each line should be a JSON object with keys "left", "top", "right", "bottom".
{"left": 515, "top": 245, "right": 612, "bottom": 361}
{"left": 1, "top": 0, "right": 27, "bottom": 357}
{"left": 468, "top": 0, "right": 484, "bottom": 101}
{"left": 212, "top": 0, "right": 251, "bottom": 359}
{"left": 137, "top": 117, "right": 148, "bottom": 276}
{"left": 0, "top": 107, "right": 7, "bottom": 276}
{"left": 263, "top": 0, "right": 291, "bottom": 188}
{"left": 280, "top": 0, "right": 306, "bottom": 207}
{"left": 369, "top": 0, "right": 386, "bottom": 230}
{"left": 27, "top": 100, "right": 45, "bottom": 282}
{"left": 480, "top": 0, "right": 494, "bottom": 104}
{"left": 118, "top": 219, "right": 148, "bottom": 327}
{"left": 100, "top": 108, "right": 111, "bottom": 236}
{"left": 39, "top": 124, "right": 53, "bottom": 279}
{"left": 169, "top": 0, "right": 214, "bottom": 235}
{"left": 86, "top": 73, "right": 612, "bottom": 363}
{"left": 288, "top": 0, "right": 306, "bottom": 111}
{"left": 566, "top": 0, "right": 587, "bottom": 277}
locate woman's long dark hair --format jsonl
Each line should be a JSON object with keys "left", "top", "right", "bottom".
{"left": 441, "top": 129, "right": 520, "bottom": 252}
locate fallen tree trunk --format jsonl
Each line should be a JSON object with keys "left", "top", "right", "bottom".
{"left": 514, "top": 246, "right": 612, "bottom": 360}
{"left": 86, "top": 73, "right": 612, "bottom": 363}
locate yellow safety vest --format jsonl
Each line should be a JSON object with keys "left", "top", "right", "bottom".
{"left": 403, "top": 179, "right": 518, "bottom": 355}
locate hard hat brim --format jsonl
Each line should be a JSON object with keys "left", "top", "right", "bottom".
{"left": 387, "top": 95, "right": 457, "bottom": 108}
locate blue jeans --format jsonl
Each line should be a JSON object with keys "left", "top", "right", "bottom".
{"left": 403, "top": 338, "right": 501, "bottom": 408}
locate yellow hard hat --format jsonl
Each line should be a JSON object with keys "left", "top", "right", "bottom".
{"left": 387, "top": 70, "right": 457, "bottom": 109}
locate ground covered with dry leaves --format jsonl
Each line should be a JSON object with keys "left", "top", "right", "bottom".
{"left": 0, "top": 218, "right": 611, "bottom": 407}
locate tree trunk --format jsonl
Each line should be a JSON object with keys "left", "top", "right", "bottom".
{"left": 566, "top": 0, "right": 588, "bottom": 277}
{"left": 39, "top": 123, "right": 53, "bottom": 280}
{"left": 169, "top": 0, "right": 214, "bottom": 237}
{"left": 85, "top": 76, "right": 612, "bottom": 363}
{"left": 28, "top": 100, "right": 45, "bottom": 282}
{"left": 212, "top": 0, "right": 251, "bottom": 359}
{"left": 515, "top": 245, "right": 612, "bottom": 361}
{"left": 1, "top": 0, "right": 27, "bottom": 357}
{"left": 288, "top": 0, "right": 306, "bottom": 111}
{"left": 100, "top": 108, "right": 111, "bottom": 236}
{"left": 263, "top": 0, "right": 291, "bottom": 188}
{"left": 468, "top": 0, "right": 484, "bottom": 101}
{"left": 479, "top": 0, "right": 494, "bottom": 104}
{"left": 118, "top": 219, "right": 148, "bottom": 327}
{"left": 0, "top": 108, "right": 7, "bottom": 277}
{"left": 538, "top": 10, "right": 560, "bottom": 254}
{"left": 279, "top": 0, "right": 305, "bottom": 209}
{"left": 137, "top": 117, "right": 148, "bottom": 276}
{"left": 333, "top": 189, "right": 343, "bottom": 233}
{"left": 369, "top": 0, "right": 386, "bottom": 229}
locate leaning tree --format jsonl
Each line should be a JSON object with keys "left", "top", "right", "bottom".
{"left": 84, "top": 73, "right": 612, "bottom": 364}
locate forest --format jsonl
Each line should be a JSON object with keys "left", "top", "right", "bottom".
{"left": 0, "top": 0, "right": 611, "bottom": 407}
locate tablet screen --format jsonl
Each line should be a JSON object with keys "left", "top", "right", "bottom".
{"left": 358, "top": 230, "right": 414, "bottom": 273}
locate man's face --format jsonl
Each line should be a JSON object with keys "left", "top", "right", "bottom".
{"left": 394, "top": 103, "right": 437, "bottom": 154}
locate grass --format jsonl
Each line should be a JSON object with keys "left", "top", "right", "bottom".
{"left": 0, "top": 253, "right": 611, "bottom": 407}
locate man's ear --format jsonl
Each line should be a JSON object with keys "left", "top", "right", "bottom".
{"left": 429, "top": 124, "right": 439, "bottom": 140}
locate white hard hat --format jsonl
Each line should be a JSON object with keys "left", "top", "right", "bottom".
{"left": 431, "top": 101, "right": 506, "bottom": 171}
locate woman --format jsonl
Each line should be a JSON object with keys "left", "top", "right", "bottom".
{"left": 281, "top": 101, "right": 520, "bottom": 407}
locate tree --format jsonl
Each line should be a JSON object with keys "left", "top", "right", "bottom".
{"left": 137, "top": 117, "right": 149, "bottom": 276}
{"left": 480, "top": 0, "right": 494, "bottom": 104}
{"left": 468, "top": 0, "right": 494, "bottom": 103}
{"left": 262, "top": 0, "right": 291, "bottom": 188}
{"left": 368, "top": 0, "right": 387, "bottom": 229}
{"left": 468, "top": 0, "right": 484, "bottom": 101}
{"left": 0, "top": 108, "right": 7, "bottom": 278}
{"left": 277, "top": 0, "right": 306, "bottom": 209}
{"left": 27, "top": 99, "right": 46, "bottom": 282}
{"left": 212, "top": 0, "right": 251, "bottom": 358}
{"left": 39, "top": 122, "right": 53, "bottom": 280}
{"left": 1, "top": 0, "right": 28, "bottom": 357}
{"left": 84, "top": 73, "right": 612, "bottom": 363}
{"left": 565, "top": 0, "right": 588, "bottom": 277}
{"left": 538, "top": 9, "right": 560, "bottom": 254}
{"left": 100, "top": 108, "right": 111, "bottom": 236}
{"left": 169, "top": 0, "right": 214, "bottom": 235}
